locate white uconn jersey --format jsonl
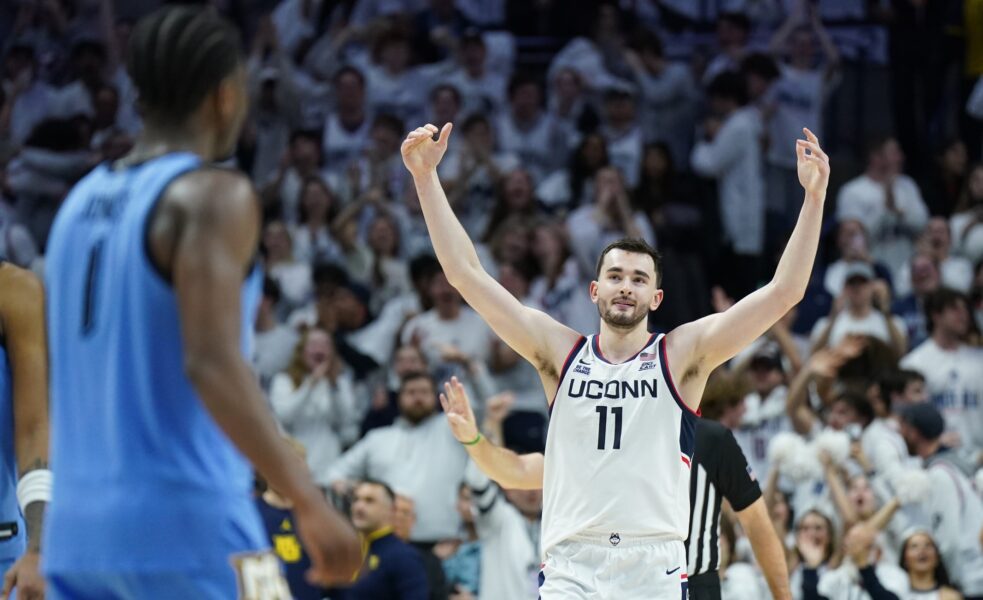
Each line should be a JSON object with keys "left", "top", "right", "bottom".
{"left": 542, "top": 333, "right": 698, "bottom": 556}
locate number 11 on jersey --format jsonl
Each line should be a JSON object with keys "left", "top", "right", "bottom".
{"left": 595, "top": 405, "right": 623, "bottom": 450}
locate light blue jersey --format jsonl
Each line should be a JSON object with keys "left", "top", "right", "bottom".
{"left": 42, "top": 153, "right": 266, "bottom": 576}
{"left": 0, "top": 340, "right": 27, "bottom": 566}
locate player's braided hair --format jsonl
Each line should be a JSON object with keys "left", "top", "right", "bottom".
{"left": 126, "top": 5, "right": 242, "bottom": 124}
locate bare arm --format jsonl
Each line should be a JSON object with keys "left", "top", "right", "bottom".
{"left": 440, "top": 377, "right": 544, "bottom": 489}
{"left": 0, "top": 267, "right": 49, "bottom": 548}
{"left": 0, "top": 266, "right": 48, "bottom": 552}
{"left": 161, "top": 170, "right": 360, "bottom": 585}
{"left": 786, "top": 359, "right": 819, "bottom": 435}
{"left": 821, "top": 455, "right": 859, "bottom": 527}
{"left": 402, "top": 124, "right": 579, "bottom": 396}
{"left": 669, "top": 129, "right": 830, "bottom": 406}
{"left": 0, "top": 265, "right": 49, "bottom": 598}
{"left": 736, "top": 498, "right": 792, "bottom": 600}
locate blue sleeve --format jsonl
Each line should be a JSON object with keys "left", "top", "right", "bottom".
{"left": 395, "top": 546, "right": 431, "bottom": 600}
{"left": 802, "top": 568, "right": 829, "bottom": 600}
{"left": 859, "top": 566, "right": 900, "bottom": 600}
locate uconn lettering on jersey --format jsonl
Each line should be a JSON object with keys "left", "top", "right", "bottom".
{"left": 567, "top": 378, "right": 659, "bottom": 400}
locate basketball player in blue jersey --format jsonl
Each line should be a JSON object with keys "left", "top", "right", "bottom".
{"left": 42, "top": 6, "right": 360, "bottom": 599}
{"left": 402, "top": 123, "right": 829, "bottom": 598}
{"left": 0, "top": 261, "right": 50, "bottom": 600}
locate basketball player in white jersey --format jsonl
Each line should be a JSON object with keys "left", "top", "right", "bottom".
{"left": 401, "top": 123, "right": 829, "bottom": 598}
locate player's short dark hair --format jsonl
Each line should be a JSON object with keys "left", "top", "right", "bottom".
{"left": 126, "top": 5, "right": 242, "bottom": 124}
{"left": 595, "top": 238, "right": 663, "bottom": 287}
{"left": 399, "top": 371, "right": 435, "bottom": 394}
{"left": 924, "top": 287, "right": 968, "bottom": 332}
{"left": 358, "top": 479, "right": 396, "bottom": 503}
{"left": 706, "top": 71, "right": 748, "bottom": 106}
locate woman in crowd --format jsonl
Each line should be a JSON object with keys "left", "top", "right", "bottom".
{"left": 270, "top": 328, "right": 360, "bottom": 487}
{"left": 291, "top": 176, "right": 342, "bottom": 264}
{"left": 899, "top": 531, "right": 962, "bottom": 600}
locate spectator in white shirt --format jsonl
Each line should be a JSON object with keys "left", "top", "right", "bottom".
{"left": 1, "top": 42, "right": 58, "bottom": 146}
{"left": 691, "top": 71, "right": 765, "bottom": 299}
{"left": 765, "top": 1, "right": 840, "bottom": 237}
{"left": 545, "top": 67, "right": 600, "bottom": 154}
{"left": 836, "top": 135, "right": 930, "bottom": 281}
{"left": 599, "top": 87, "right": 644, "bottom": 188}
{"left": 900, "top": 288, "right": 983, "bottom": 461}
{"left": 810, "top": 262, "right": 907, "bottom": 356}
{"left": 328, "top": 372, "right": 469, "bottom": 543}
{"left": 400, "top": 269, "right": 495, "bottom": 392}
{"left": 263, "top": 220, "right": 313, "bottom": 311}
{"left": 622, "top": 31, "right": 697, "bottom": 167}
{"left": 260, "top": 130, "right": 331, "bottom": 226}
{"left": 495, "top": 73, "right": 568, "bottom": 182}
{"left": 528, "top": 220, "right": 597, "bottom": 336}
{"left": 950, "top": 162, "right": 983, "bottom": 264}
{"left": 898, "top": 402, "right": 983, "bottom": 596}
{"left": 566, "top": 166, "right": 656, "bottom": 277}
{"left": 322, "top": 66, "right": 372, "bottom": 178}
{"left": 823, "top": 219, "right": 894, "bottom": 297}
{"left": 702, "top": 12, "right": 752, "bottom": 85}
{"left": 291, "top": 177, "right": 342, "bottom": 265}
{"left": 441, "top": 31, "right": 507, "bottom": 118}
{"left": 895, "top": 217, "right": 974, "bottom": 296}
{"left": 270, "top": 327, "right": 361, "bottom": 486}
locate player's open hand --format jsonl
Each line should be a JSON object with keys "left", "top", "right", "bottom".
{"left": 2, "top": 550, "right": 44, "bottom": 600}
{"left": 401, "top": 123, "right": 453, "bottom": 178}
{"left": 796, "top": 127, "right": 830, "bottom": 199}
{"left": 293, "top": 498, "right": 363, "bottom": 588}
{"left": 440, "top": 376, "right": 479, "bottom": 443}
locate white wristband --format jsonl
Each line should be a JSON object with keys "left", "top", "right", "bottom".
{"left": 16, "top": 469, "right": 52, "bottom": 512}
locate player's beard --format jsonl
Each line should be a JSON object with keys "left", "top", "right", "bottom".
{"left": 598, "top": 297, "right": 648, "bottom": 331}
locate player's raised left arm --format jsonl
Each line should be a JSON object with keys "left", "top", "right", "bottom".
{"left": 668, "top": 128, "right": 829, "bottom": 401}
{"left": 0, "top": 265, "right": 49, "bottom": 599}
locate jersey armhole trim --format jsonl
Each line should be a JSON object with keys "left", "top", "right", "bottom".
{"left": 549, "top": 335, "right": 587, "bottom": 412}
{"left": 142, "top": 164, "right": 204, "bottom": 287}
{"left": 658, "top": 335, "right": 701, "bottom": 417}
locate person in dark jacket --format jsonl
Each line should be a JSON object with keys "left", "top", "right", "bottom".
{"left": 337, "top": 480, "right": 429, "bottom": 600}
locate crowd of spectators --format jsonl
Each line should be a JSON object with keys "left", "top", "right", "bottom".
{"left": 3, "top": 0, "right": 983, "bottom": 599}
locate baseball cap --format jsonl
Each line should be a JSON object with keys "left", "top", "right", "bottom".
{"left": 750, "top": 342, "right": 784, "bottom": 372}
{"left": 843, "top": 261, "right": 874, "bottom": 284}
{"left": 900, "top": 402, "right": 945, "bottom": 441}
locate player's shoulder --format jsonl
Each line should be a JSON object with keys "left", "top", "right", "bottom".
{"left": 164, "top": 166, "right": 257, "bottom": 218}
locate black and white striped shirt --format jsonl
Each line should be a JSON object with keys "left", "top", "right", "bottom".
{"left": 685, "top": 419, "right": 762, "bottom": 576}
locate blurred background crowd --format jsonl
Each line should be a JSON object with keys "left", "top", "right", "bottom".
{"left": 2, "top": 0, "right": 983, "bottom": 598}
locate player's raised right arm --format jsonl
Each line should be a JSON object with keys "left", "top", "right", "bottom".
{"left": 402, "top": 124, "right": 580, "bottom": 379}
{"left": 162, "top": 170, "right": 361, "bottom": 586}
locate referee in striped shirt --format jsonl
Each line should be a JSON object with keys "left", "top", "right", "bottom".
{"left": 687, "top": 374, "right": 790, "bottom": 599}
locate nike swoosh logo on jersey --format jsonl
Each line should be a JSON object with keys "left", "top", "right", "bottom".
{"left": 665, "top": 567, "right": 680, "bottom": 575}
